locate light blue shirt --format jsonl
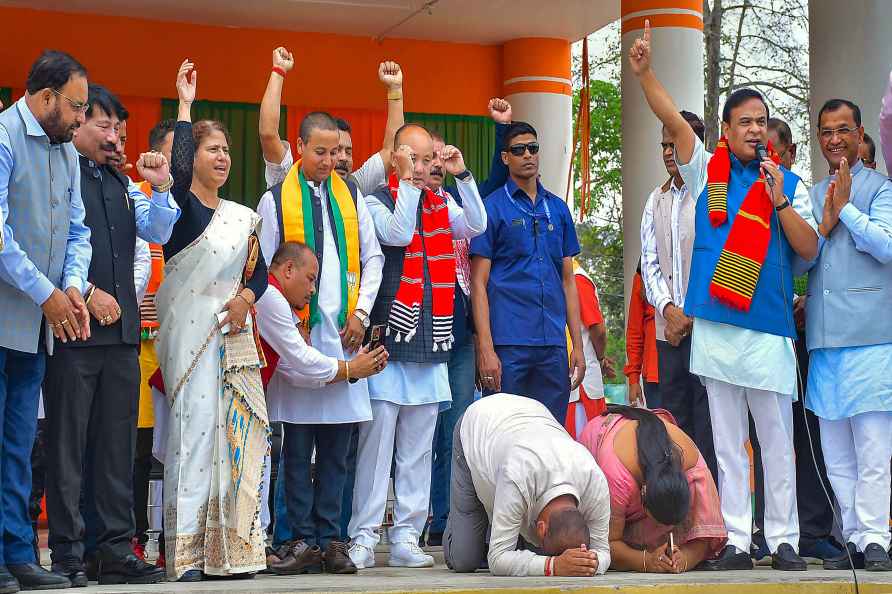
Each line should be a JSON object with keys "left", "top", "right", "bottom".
{"left": 0, "top": 99, "right": 91, "bottom": 303}
{"left": 805, "top": 160, "right": 892, "bottom": 419}
{"left": 105, "top": 169, "right": 180, "bottom": 245}
{"left": 367, "top": 361, "right": 451, "bottom": 410}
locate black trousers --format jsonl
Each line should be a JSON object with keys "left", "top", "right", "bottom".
{"left": 656, "top": 336, "right": 718, "bottom": 481}
{"left": 43, "top": 344, "right": 140, "bottom": 563}
{"left": 282, "top": 422, "right": 354, "bottom": 549}
{"left": 752, "top": 335, "right": 835, "bottom": 547}
{"left": 657, "top": 336, "right": 719, "bottom": 481}
{"left": 132, "top": 428, "right": 153, "bottom": 543}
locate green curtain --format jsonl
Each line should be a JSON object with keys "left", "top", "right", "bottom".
{"left": 161, "top": 99, "right": 285, "bottom": 209}
{"left": 405, "top": 112, "right": 496, "bottom": 188}
{"left": 0, "top": 88, "right": 11, "bottom": 109}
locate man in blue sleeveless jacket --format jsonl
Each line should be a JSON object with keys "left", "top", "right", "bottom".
{"left": 803, "top": 99, "right": 892, "bottom": 572}
{"left": 629, "top": 21, "right": 818, "bottom": 571}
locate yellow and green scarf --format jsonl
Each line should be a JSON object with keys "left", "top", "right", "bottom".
{"left": 280, "top": 161, "right": 360, "bottom": 329}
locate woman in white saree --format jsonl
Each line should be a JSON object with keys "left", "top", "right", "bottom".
{"left": 154, "top": 59, "right": 269, "bottom": 581}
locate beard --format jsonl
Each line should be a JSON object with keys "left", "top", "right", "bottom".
{"left": 41, "top": 105, "right": 77, "bottom": 144}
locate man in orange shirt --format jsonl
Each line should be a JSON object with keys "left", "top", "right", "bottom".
{"left": 623, "top": 264, "right": 659, "bottom": 407}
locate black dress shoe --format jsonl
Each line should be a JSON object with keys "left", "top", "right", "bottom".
{"left": 0, "top": 566, "right": 19, "bottom": 594}
{"left": 698, "top": 545, "right": 753, "bottom": 571}
{"left": 83, "top": 552, "right": 98, "bottom": 582}
{"left": 824, "top": 542, "right": 865, "bottom": 570}
{"left": 50, "top": 559, "right": 88, "bottom": 588}
{"left": 772, "top": 543, "right": 807, "bottom": 571}
{"left": 7, "top": 563, "right": 70, "bottom": 590}
{"left": 864, "top": 543, "right": 892, "bottom": 572}
{"left": 98, "top": 553, "right": 165, "bottom": 585}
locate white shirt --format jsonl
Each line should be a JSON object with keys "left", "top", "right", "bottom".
{"left": 677, "top": 137, "right": 817, "bottom": 396}
{"left": 364, "top": 176, "right": 487, "bottom": 406}
{"left": 255, "top": 283, "right": 339, "bottom": 388}
{"left": 264, "top": 140, "right": 387, "bottom": 196}
{"left": 640, "top": 179, "right": 688, "bottom": 315}
{"left": 256, "top": 176, "right": 384, "bottom": 423}
{"left": 459, "top": 394, "right": 611, "bottom": 576}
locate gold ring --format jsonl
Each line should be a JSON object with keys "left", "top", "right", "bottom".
{"left": 60, "top": 319, "right": 70, "bottom": 326}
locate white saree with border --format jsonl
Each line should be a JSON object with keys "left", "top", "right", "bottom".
{"left": 155, "top": 200, "right": 269, "bottom": 578}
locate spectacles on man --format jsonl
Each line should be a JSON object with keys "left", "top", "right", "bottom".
{"left": 819, "top": 126, "right": 858, "bottom": 140}
{"left": 508, "top": 142, "right": 540, "bottom": 157}
{"left": 50, "top": 88, "right": 90, "bottom": 114}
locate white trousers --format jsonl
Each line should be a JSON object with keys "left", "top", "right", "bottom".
{"left": 704, "top": 378, "right": 799, "bottom": 553}
{"left": 819, "top": 411, "right": 892, "bottom": 551}
{"left": 349, "top": 400, "right": 439, "bottom": 548}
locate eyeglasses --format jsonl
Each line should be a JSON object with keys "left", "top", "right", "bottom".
{"left": 508, "top": 142, "right": 540, "bottom": 157}
{"left": 50, "top": 88, "right": 90, "bottom": 114}
{"left": 819, "top": 126, "right": 858, "bottom": 140}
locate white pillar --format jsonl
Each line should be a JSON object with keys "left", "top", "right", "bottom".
{"left": 809, "top": 0, "right": 892, "bottom": 177}
{"left": 502, "top": 38, "right": 573, "bottom": 198}
{"left": 620, "top": 2, "right": 704, "bottom": 315}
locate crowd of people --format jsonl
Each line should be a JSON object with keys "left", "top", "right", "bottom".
{"left": 0, "top": 18, "right": 890, "bottom": 591}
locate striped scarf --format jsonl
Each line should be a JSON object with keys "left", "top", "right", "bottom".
{"left": 387, "top": 174, "right": 456, "bottom": 351}
{"left": 435, "top": 187, "right": 471, "bottom": 296}
{"left": 707, "top": 137, "right": 780, "bottom": 311}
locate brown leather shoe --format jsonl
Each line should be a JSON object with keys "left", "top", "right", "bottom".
{"left": 269, "top": 540, "right": 323, "bottom": 575}
{"left": 324, "top": 540, "right": 358, "bottom": 574}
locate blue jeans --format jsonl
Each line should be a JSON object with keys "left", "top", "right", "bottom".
{"left": 272, "top": 452, "right": 292, "bottom": 547}
{"left": 428, "top": 339, "right": 476, "bottom": 536}
{"left": 0, "top": 346, "right": 45, "bottom": 564}
{"left": 281, "top": 423, "right": 354, "bottom": 548}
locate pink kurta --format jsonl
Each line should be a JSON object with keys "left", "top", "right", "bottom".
{"left": 579, "top": 411, "right": 727, "bottom": 557}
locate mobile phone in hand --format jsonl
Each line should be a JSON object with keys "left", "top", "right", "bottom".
{"left": 368, "top": 324, "right": 386, "bottom": 350}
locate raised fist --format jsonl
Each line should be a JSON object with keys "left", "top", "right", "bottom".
{"left": 379, "top": 61, "right": 403, "bottom": 90}
{"left": 273, "top": 47, "right": 294, "bottom": 73}
{"left": 136, "top": 151, "right": 171, "bottom": 187}
{"left": 488, "top": 98, "right": 512, "bottom": 124}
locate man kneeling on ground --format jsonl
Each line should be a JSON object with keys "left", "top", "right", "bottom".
{"left": 444, "top": 393, "right": 610, "bottom": 576}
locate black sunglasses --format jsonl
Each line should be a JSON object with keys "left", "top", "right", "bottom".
{"left": 508, "top": 142, "right": 540, "bottom": 156}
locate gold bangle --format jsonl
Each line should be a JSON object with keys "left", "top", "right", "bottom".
{"left": 642, "top": 549, "right": 647, "bottom": 573}
{"left": 152, "top": 175, "right": 174, "bottom": 193}
{"left": 85, "top": 284, "right": 96, "bottom": 305}
{"left": 387, "top": 89, "right": 403, "bottom": 101}
{"left": 345, "top": 360, "right": 350, "bottom": 381}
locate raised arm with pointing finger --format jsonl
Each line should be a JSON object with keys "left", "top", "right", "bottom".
{"left": 629, "top": 20, "right": 696, "bottom": 165}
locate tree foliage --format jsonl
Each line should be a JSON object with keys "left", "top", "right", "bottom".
{"left": 703, "top": 0, "right": 811, "bottom": 172}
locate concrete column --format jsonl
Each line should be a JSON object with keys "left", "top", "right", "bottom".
{"left": 620, "top": 0, "right": 704, "bottom": 315}
{"left": 502, "top": 38, "right": 573, "bottom": 198}
{"left": 809, "top": 0, "right": 892, "bottom": 178}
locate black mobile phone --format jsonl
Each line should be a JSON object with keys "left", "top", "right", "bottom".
{"left": 368, "top": 324, "right": 386, "bottom": 350}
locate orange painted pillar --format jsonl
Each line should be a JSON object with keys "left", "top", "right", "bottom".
{"left": 502, "top": 38, "right": 573, "bottom": 198}
{"left": 619, "top": 0, "right": 704, "bottom": 315}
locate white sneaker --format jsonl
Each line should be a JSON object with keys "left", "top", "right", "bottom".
{"left": 348, "top": 542, "right": 376, "bottom": 569}
{"left": 389, "top": 541, "right": 435, "bottom": 568}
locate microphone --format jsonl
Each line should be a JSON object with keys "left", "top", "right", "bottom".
{"left": 755, "top": 142, "right": 775, "bottom": 188}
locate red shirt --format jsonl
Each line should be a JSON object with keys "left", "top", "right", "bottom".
{"left": 623, "top": 272, "right": 659, "bottom": 384}
{"left": 576, "top": 275, "right": 604, "bottom": 328}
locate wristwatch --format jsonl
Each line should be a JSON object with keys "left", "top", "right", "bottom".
{"left": 775, "top": 197, "right": 791, "bottom": 212}
{"left": 353, "top": 309, "right": 371, "bottom": 329}
{"left": 455, "top": 169, "right": 472, "bottom": 181}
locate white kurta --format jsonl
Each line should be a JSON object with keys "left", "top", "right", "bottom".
{"left": 256, "top": 178, "right": 384, "bottom": 424}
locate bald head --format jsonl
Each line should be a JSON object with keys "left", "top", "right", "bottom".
{"left": 271, "top": 241, "right": 313, "bottom": 269}
{"left": 392, "top": 123, "right": 434, "bottom": 189}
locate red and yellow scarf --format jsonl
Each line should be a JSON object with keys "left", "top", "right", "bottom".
{"left": 706, "top": 137, "right": 781, "bottom": 311}
{"left": 387, "top": 174, "right": 456, "bottom": 351}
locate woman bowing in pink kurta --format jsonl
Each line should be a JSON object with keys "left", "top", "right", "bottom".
{"left": 578, "top": 405, "right": 726, "bottom": 573}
